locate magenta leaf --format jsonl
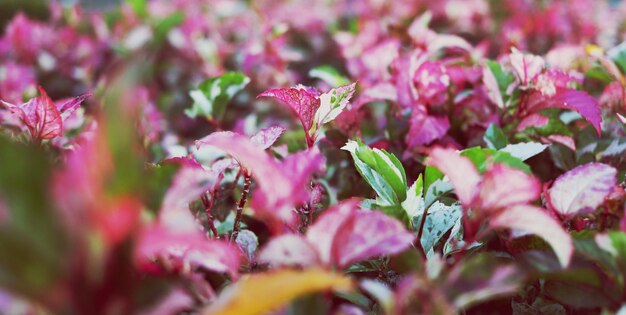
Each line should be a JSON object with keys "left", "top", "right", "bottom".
{"left": 2, "top": 87, "right": 62, "bottom": 141}
{"left": 258, "top": 86, "right": 321, "bottom": 134}
{"left": 55, "top": 93, "right": 90, "bottom": 121}
{"left": 250, "top": 125, "right": 286, "bottom": 150}
{"left": 306, "top": 199, "right": 359, "bottom": 266}
{"left": 548, "top": 163, "right": 617, "bottom": 218}
{"left": 332, "top": 209, "right": 415, "bottom": 268}
{"left": 406, "top": 109, "right": 450, "bottom": 148}
{"left": 306, "top": 199, "right": 414, "bottom": 268}
{"left": 197, "top": 131, "right": 322, "bottom": 224}
{"left": 159, "top": 162, "right": 218, "bottom": 233}
{"left": 258, "top": 234, "right": 320, "bottom": 267}
{"left": 491, "top": 205, "right": 573, "bottom": 267}
{"left": 136, "top": 226, "right": 241, "bottom": 277}
{"left": 527, "top": 89, "right": 602, "bottom": 135}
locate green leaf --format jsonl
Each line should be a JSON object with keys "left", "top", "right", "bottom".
{"left": 401, "top": 174, "right": 423, "bottom": 218}
{"left": 186, "top": 72, "right": 250, "bottom": 121}
{"left": 127, "top": 0, "right": 148, "bottom": 18}
{"left": 413, "top": 202, "right": 462, "bottom": 256}
{"left": 343, "top": 140, "right": 407, "bottom": 206}
{"left": 609, "top": 42, "right": 626, "bottom": 75}
{"left": 486, "top": 60, "right": 515, "bottom": 95}
{"left": 152, "top": 12, "right": 185, "bottom": 42}
{"left": 0, "top": 136, "right": 66, "bottom": 299}
{"left": 460, "top": 146, "right": 531, "bottom": 173}
{"left": 308, "top": 65, "right": 350, "bottom": 87}
{"left": 424, "top": 166, "right": 444, "bottom": 195}
{"left": 484, "top": 123, "right": 508, "bottom": 149}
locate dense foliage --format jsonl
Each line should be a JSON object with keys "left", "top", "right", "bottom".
{"left": 1, "top": 0, "right": 626, "bottom": 314}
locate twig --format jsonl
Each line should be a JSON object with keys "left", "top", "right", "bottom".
{"left": 414, "top": 204, "right": 431, "bottom": 259}
{"left": 231, "top": 169, "right": 251, "bottom": 242}
{"left": 200, "top": 193, "right": 219, "bottom": 239}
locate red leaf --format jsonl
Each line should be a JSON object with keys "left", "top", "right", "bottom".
{"left": 257, "top": 86, "right": 321, "bottom": 133}
{"left": 2, "top": 87, "right": 63, "bottom": 141}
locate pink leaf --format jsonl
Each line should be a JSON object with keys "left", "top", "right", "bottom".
{"left": 509, "top": 48, "right": 544, "bottom": 85}
{"left": 136, "top": 226, "right": 241, "bottom": 277}
{"left": 476, "top": 164, "right": 541, "bottom": 212}
{"left": 306, "top": 199, "right": 414, "bottom": 268}
{"left": 306, "top": 199, "right": 359, "bottom": 266}
{"left": 250, "top": 125, "right": 286, "bottom": 150}
{"left": 258, "top": 234, "right": 320, "bottom": 267}
{"left": 258, "top": 86, "right": 321, "bottom": 132}
{"left": 527, "top": 89, "right": 602, "bottom": 135}
{"left": 332, "top": 210, "right": 415, "bottom": 268}
{"left": 548, "top": 163, "right": 617, "bottom": 217}
{"left": 55, "top": 93, "right": 90, "bottom": 121}
{"left": 2, "top": 87, "right": 63, "bottom": 141}
{"left": 425, "top": 148, "right": 481, "bottom": 207}
{"left": 159, "top": 163, "right": 218, "bottom": 233}
{"left": 406, "top": 108, "right": 450, "bottom": 148}
{"left": 197, "top": 132, "right": 322, "bottom": 224}
{"left": 491, "top": 205, "right": 573, "bottom": 267}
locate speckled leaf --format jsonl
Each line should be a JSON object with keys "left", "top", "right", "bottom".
{"left": 548, "top": 163, "right": 617, "bottom": 217}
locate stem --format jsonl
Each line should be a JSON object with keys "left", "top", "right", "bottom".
{"left": 231, "top": 170, "right": 251, "bottom": 242}
{"left": 200, "top": 193, "right": 219, "bottom": 239}
{"left": 414, "top": 204, "right": 431, "bottom": 259}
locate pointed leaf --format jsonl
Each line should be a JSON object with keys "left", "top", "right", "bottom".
{"left": 548, "top": 163, "right": 617, "bottom": 217}
{"left": 425, "top": 148, "right": 480, "bottom": 207}
{"left": 2, "top": 87, "right": 63, "bottom": 141}
{"left": 259, "top": 234, "right": 320, "bottom": 267}
{"left": 499, "top": 142, "right": 547, "bottom": 161}
{"left": 258, "top": 86, "right": 321, "bottom": 132}
{"left": 250, "top": 126, "right": 286, "bottom": 150}
{"left": 186, "top": 72, "right": 250, "bottom": 121}
{"left": 415, "top": 201, "right": 462, "bottom": 255}
{"left": 315, "top": 82, "right": 356, "bottom": 126}
{"left": 483, "top": 124, "right": 508, "bottom": 149}
{"left": 491, "top": 205, "right": 573, "bottom": 267}
{"left": 476, "top": 164, "right": 541, "bottom": 212}
{"left": 527, "top": 89, "right": 602, "bottom": 135}
{"left": 203, "top": 269, "right": 353, "bottom": 315}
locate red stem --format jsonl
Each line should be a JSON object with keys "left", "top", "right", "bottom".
{"left": 231, "top": 170, "right": 251, "bottom": 241}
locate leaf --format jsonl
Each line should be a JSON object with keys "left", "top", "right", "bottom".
{"left": 136, "top": 226, "right": 242, "bottom": 277}
{"left": 306, "top": 199, "right": 414, "bottom": 268}
{"left": 425, "top": 147, "right": 480, "bottom": 207}
{"left": 258, "top": 86, "right": 321, "bottom": 133}
{"left": 332, "top": 209, "right": 415, "bottom": 268}
{"left": 250, "top": 126, "right": 286, "bottom": 150}
{"left": 342, "top": 140, "right": 407, "bottom": 205}
{"left": 259, "top": 234, "right": 320, "bottom": 267}
{"left": 509, "top": 48, "right": 545, "bottom": 84}
{"left": 308, "top": 65, "right": 350, "bottom": 87}
{"left": 414, "top": 201, "right": 462, "bottom": 255}
{"left": 235, "top": 230, "right": 259, "bottom": 261}
{"left": 446, "top": 253, "right": 521, "bottom": 309}
{"left": 197, "top": 132, "right": 323, "bottom": 224}
{"left": 485, "top": 60, "right": 515, "bottom": 97}
{"left": 186, "top": 72, "right": 250, "bottom": 121}
{"left": 401, "top": 174, "right": 423, "bottom": 218}
{"left": 315, "top": 82, "right": 356, "bottom": 126}
{"left": 476, "top": 164, "right": 540, "bottom": 212}
{"left": 2, "top": 87, "right": 62, "bottom": 141}
{"left": 203, "top": 269, "right": 353, "bottom": 315}
{"left": 491, "top": 205, "right": 574, "bottom": 267}
{"left": 127, "top": 0, "right": 148, "bottom": 18}
{"left": 527, "top": 89, "right": 602, "bottom": 135}
{"left": 484, "top": 123, "right": 508, "bottom": 149}
{"left": 548, "top": 163, "right": 617, "bottom": 217}
{"left": 483, "top": 64, "right": 505, "bottom": 109}
{"left": 499, "top": 142, "right": 547, "bottom": 161}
